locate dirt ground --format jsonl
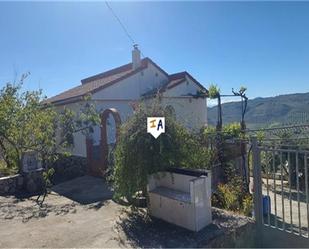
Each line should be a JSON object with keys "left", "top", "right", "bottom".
{"left": 0, "top": 175, "right": 254, "bottom": 248}
{"left": 0, "top": 176, "right": 126, "bottom": 248}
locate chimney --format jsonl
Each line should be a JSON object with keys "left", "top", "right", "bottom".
{"left": 132, "top": 44, "right": 141, "bottom": 70}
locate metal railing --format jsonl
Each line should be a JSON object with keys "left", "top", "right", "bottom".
{"left": 252, "top": 137, "right": 309, "bottom": 238}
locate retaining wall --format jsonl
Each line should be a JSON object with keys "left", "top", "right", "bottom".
{"left": 0, "top": 169, "right": 44, "bottom": 195}
{"left": 0, "top": 174, "right": 23, "bottom": 195}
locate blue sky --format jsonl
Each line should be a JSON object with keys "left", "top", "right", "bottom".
{"left": 0, "top": 1, "right": 309, "bottom": 103}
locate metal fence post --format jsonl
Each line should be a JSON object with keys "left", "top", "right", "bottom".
{"left": 252, "top": 137, "right": 263, "bottom": 229}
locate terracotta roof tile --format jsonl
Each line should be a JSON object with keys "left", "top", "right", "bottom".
{"left": 142, "top": 73, "right": 187, "bottom": 97}
{"left": 45, "top": 58, "right": 207, "bottom": 105}
{"left": 45, "top": 58, "right": 149, "bottom": 104}
{"left": 168, "top": 71, "right": 208, "bottom": 93}
{"left": 166, "top": 72, "right": 187, "bottom": 89}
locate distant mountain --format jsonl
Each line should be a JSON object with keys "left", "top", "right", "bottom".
{"left": 207, "top": 92, "right": 309, "bottom": 128}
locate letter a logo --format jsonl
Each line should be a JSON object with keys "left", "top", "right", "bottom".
{"left": 147, "top": 117, "right": 165, "bottom": 139}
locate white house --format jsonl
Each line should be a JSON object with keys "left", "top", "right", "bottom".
{"left": 47, "top": 46, "right": 208, "bottom": 176}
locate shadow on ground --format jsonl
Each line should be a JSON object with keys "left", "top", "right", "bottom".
{"left": 0, "top": 176, "right": 114, "bottom": 222}
{"left": 263, "top": 213, "right": 309, "bottom": 239}
{"left": 117, "top": 208, "right": 197, "bottom": 248}
{"left": 51, "top": 175, "right": 113, "bottom": 205}
{"left": 268, "top": 185, "right": 308, "bottom": 203}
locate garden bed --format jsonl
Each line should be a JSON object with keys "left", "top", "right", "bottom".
{"left": 115, "top": 207, "right": 256, "bottom": 248}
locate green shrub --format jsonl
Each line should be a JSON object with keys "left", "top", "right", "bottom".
{"left": 242, "top": 194, "right": 253, "bottom": 216}
{"left": 0, "top": 159, "right": 18, "bottom": 176}
{"left": 0, "top": 79, "right": 99, "bottom": 173}
{"left": 113, "top": 100, "right": 212, "bottom": 203}
{"left": 208, "top": 84, "right": 220, "bottom": 99}
{"left": 213, "top": 176, "right": 253, "bottom": 216}
{"left": 217, "top": 183, "right": 240, "bottom": 211}
{"left": 222, "top": 122, "right": 243, "bottom": 138}
{"left": 43, "top": 168, "right": 55, "bottom": 188}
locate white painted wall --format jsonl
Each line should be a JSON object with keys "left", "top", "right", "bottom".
{"left": 56, "top": 99, "right": 135, "bottom": 157}
{"left": 55, "top": 65, "right": 207, "bottom": 157}
{"left": 58, "top": 97, "right": 207, "bottom": 157}
{"left": 163, "top": 75, "right": 201, "bottom": 97}
{"left": 92, "top": 62, "right": 168, "bottom": 100}
{"left": 161, "top": 75, "right": 207, "bottom": 130}
{"left": 161, "top": 97, "right": 207, "bottom": 130}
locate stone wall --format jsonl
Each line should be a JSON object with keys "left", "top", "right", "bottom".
{"left": 0, "top": 174, "right": 23, "bottom": 195}
{"left": 23, "top": 169, "right": 44, "bottom": 194}
{"left": 0, "top": 169, "right": 44, "bottom": 196}
{"left": 51, "top": 155, "right": 87, "bottom": 184}
{"left": 0, "top": 155, "right": 87, "bottom": 195}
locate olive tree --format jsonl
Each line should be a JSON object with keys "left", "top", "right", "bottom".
{"left": 0, "top": 74, "right": 100, "bottom": 173}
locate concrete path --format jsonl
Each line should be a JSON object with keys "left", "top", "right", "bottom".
{"left": 261, "top": 181, "right": 309, "bottom": 237}
{"left": 52, "top": 175, "right": 113, "bottom": 204}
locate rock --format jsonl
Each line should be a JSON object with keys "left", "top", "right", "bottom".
{"left": 17, "top": 176, "right": 24, "bottom": 187}
{"left": 4, "top": 214, "right": 14, "bottom": 219}
{"left": 38, "top": 211, "right": 47, "bottom": 218}
{"left": 26, "top": 179, "right": 37, "bottom": 193}
{"left": 0, "top": 174, "right": 21, "bottom": 195}
{"left": 4, "top": 185, "right": 9, "bottom": 192}
{"left": 22, "top": 170, "right": 44, "bottom": 194}
{"left": 8, "top": 186, "right": 16, "bottom": 194}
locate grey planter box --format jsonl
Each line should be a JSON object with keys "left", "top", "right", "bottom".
{"left": 147, "top": 168, "right": 212, "bottom": 232}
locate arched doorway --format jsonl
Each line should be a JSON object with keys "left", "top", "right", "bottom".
{"left": 86, "top": 108, "right": 121, "bottom": 177}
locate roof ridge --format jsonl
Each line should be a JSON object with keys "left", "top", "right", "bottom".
{"left": 45, "top": 64, "right": 147, "bottom": 104}
{"left": 46, "top": 57, "right": 207, "bottom": 105}
{"left": 168, "top": 71, "right": 187, "bottom": 80}
{"left": 81, "top": 57, "right": 150, "bottom": 84}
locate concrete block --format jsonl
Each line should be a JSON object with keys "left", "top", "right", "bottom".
{"left": 148, "top": 169, "right": 212, "bottom": 232}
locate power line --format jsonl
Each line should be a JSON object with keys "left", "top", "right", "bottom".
{"left": 105, "top": 1, "right": 136, "bottom": 46}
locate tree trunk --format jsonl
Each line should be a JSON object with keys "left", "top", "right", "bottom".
{"left": 216, "top": 96, "right": 222, "bottom": 131}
